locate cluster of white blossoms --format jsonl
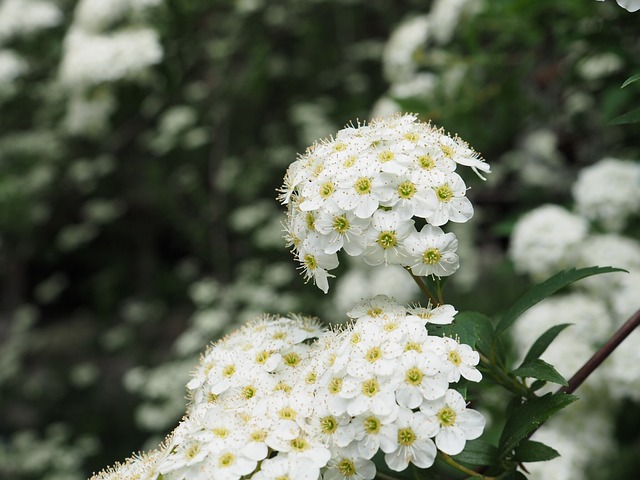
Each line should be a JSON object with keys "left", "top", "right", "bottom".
{"left": 91, "top": 297, "right": 484, "bottom": 480}
{"left": 279, "top": 113, "right": 490, "bottom": 293}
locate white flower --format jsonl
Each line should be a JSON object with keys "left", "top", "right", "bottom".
{"left": 426, "top": 336, "right": 482, "bottom": 383}
{"left": 572, "top": 157, "right": 640, "bottom": 231}
{"left": 597, "top": 0, "right": 640, "bottom": 12}
{"left": 252, "top": 455, "right": 320, "bottom": 480}
{"left": 404, "top": 225, "right": 459, "bottom": 277}
{"left": 350, "top": 411, "right": 399, "bottom": 460}
{"left": 395, "top": 350, "right": 448, "bottom": 408}
{"left": 509, "top": 205, "right": 589, "bottom": 280}
{"left": 323, "top": 445, "right": 377, "bottom": 480}
{"left": 420, "top": 389, "right": 485, "bottom": 455}
{"left": 280, "top": 114, "right": 489, "bottom": 292}
{"left": 408, "top": 303, "right": 457, "bottom": 325}
{"left": 296, "top": 234, "right": 339, "bottom": 293}
{"left": 426, "top": 171, "right": 474, "bottom": 226}
{"left": 383, "top": 408, "right": 438, "bottom": 471}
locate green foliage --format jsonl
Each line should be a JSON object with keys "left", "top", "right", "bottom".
{"left": 521, "top": 323, "right": 572, "bottom": 365}
{"left": 513, "top": 439, "right": 560, "bottom": 463}
{"left": 494, "top": 266, "right": 626, "bottom": 337}
{"left": 498, "top": 392, "right": 578, "bottom": 460}
{"left": 511, "top": 358, "right": 568, "bottom": 386}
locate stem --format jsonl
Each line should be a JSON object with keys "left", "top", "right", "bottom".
{"left": 479, "top": 354, "right": 530, "bottom": 397}
{"left": 558, "top": 308, "right": 640, "bottom": 395}
{"left": 405, "top": 268, "right": 439, "bottom": 306}
{"left": 438, "top": 451, "right": 497, "bottom": 479}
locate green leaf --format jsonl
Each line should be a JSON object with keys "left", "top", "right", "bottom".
{"left": 494, "top": 267, "right": 625, "bottom": 337}
{"left": 622, "top": 73, "right": 640, "bottom": 88}
{"left": 514, "top": 439, "right": 560, "bottom": 463}
{"left": 499, "top": 392, "right": 578, "bottom": 459}
{"left": 452, "top": 438, "right": 499, "bottom": 466}
{"left": 512, "top": 359, "right": 568, "bottom": 386}
{"left": 610, "top": 107, "right": 640, "bottom": 125}
{"left": 522, "top": 323, "right": 572, "bottom": 365}
{"left": 455, "top": 311, "right": 494, "bottom": 356}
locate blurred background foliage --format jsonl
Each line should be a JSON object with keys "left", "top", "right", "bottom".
{"left": 0, "top": 0, "right": 638, "bottom": 479}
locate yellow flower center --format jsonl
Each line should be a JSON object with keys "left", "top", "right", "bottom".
{"left": 398, "top": 427, "right": 416, "bottom": 446}
{"left": 436, "top": 184, "right": 453, "bottom": 202}
{"left": 354, "top": 177, "right": 372, "bottom": 195}
{"left": 437, "top": 406, "right": 457, "bottom": 427}
{"left": 333, "top": 215, "right": 350, "bottom": 234}
{"left": 422, "top": 248, "right": 442, "bottom": 265}
{"left": 405, "top": 367, "right": 424, "bottom": 386}
{"left": 377, "top": 231, "right": 398, "bottom": 249}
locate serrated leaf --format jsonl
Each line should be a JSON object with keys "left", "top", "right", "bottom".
{"left": 514, "top": 439, "right": 560, "bottom": 462}
{"left": 451, "top": 438, "right": 499, "bottom": 466}
{"left": 622, "top": 73, "right": 640, "bottom": 88}
{"left": 499, "top": 393, "right": 578, "bottom": 459}
{"left": 610, "top": 107, "right": 640, "bottom": 125}
{"left": 450, "top": 311, "right": 485, "bottom": 348}
{"left": 494, "top": 267, "right": 625, "bottom": 337}
{"left": 522, "top": 323, "right": 572, "bottom": 365}
{"left": 512, "top": 359, "right": 568, "bottom": 386}
{"left": 456, "top": 311, "right": 494, "bottom": 357}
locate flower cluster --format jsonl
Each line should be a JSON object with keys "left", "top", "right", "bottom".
{"left": 279, "top": 113, "right": 490, "bottom": 292}
{"left": 91, "top": 297, "right": 484, "bottom": 480}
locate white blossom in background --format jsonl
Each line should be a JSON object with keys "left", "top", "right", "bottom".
{"left": 91, "top": 299, "right": 485, "bottom": 479}
{"left": 527, "top": 404, "right": 615, "bottom": 480}
{"left": 605, "top": 329, "right": 640, "bottom": 402}
{"left": 572, "top": 158, "right": 640, "bottom": 231}
{"left": 429, "top": 0, "right": 480, "bottom": 45}
{"left": 577, "top": 52, "right": 624, "bottom": 81}
{"left": 596, "top": 0, "right": 640, "bottom": 12}
{"left": 0, "top": 0, "right": 62, "bottom": 41}
{"left": 574, "top": 234, "right": 640, "bottom": 294}
{"left": 0, "top": 49, "right": 27, "bottom": 94}
{"left": 333, "top": 263, "right": 418, "bottom": 317}
{"left": 64, "top": 90, "right": 116, "bottom": 137}
{"left": 279, "top": 113, "right": 490, "bottom": 293}
{"left": 59, "top": 28, "right": 163, "bottom": 87}
{"left": 503, "top": 129, "right": 565, "bottom": 189}
{"left": 509, "top": 205, "right": 588, "bottom": 280}
{"left": 382, "top": 16, "right": 430, "bottom": 84}
{"left": 511, "top": 293, "right": 612, "bottom": 392}
{"left": 74, "top": 0, "right": 163, "bottom": 32}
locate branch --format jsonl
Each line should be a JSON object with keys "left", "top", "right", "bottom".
{"left": 559, "top": 308, "right": 640, "bottom": 395}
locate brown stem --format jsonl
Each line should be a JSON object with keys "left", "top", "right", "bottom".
{"left": 559, "top": 308, "right": 640, "bottom": 395}
{"left": 405, "top": 268, "right": 439, "bottom": 306}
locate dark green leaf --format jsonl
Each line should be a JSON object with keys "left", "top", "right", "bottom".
{"left": 512, "top": 359, "right": 568, "bottom": 386}
{"left": 450, "top": 311, "right": 485, "bottom": 348}
{"left": 514, "top": 440, "right": 560, "bottom": 463}
{"left": 456, "top": 311, "right": 494, "bottom": 357}
{"left": 622, "top": 73, "right": 640, "bottom": 88}
{"left": 503, "top": 472, "right": 528, "bottom": 480}
{"left": 452, "top": 438, "right": 499, "bottom": 466}
{"left": 610, "top": 107, "right": 640, "bottom": 125}
{"left": 499, "top": 393, "right": 578, "bottom": 459}
{"left": 522, "top": 323, "right": 572, "bottom": 365}
{"left": 494, "top": 267, "right": 626, "bottom": 337}
{"left": 529, "top": 380, "right": 547, "bottom": 392}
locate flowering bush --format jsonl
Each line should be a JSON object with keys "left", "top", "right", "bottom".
{"left": 280, "top": 114, "right": 489, "bottom": 293}
{"left": 89, "top": 114, "right": 638, "bottom": 480}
